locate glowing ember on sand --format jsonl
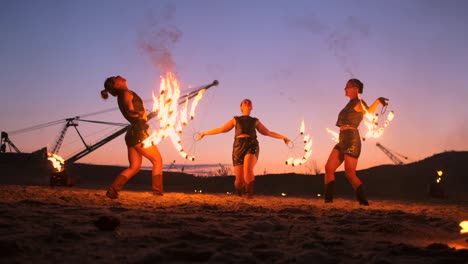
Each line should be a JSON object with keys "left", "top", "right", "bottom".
{"left": 285, "top": 119, "right": 313, "bottom": 166}
{"left": 47, "top": 152, "right": 65, "bottom": 172}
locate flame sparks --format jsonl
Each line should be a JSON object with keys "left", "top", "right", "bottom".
{"left": 460, "top": 221, "right": 468, "bottom": 234}
{"left": 142, "top": 72, "right": 206, "bottom": 161}
{"left": 360, "top": 97, "right": 395, "bottom": 139}
{"left": 326, "top": 128, "right": 339, "bottom": 142}
{"left": 285, "top": 119, "right": 313, "bottom": 166}
{"left": 47, "top": 152, "right": 64, "bottom": 172}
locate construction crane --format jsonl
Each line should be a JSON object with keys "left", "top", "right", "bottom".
{"left": 375, "top": 142, "right": 408, "bottom": 165}
{"left": 1, "top": 131, "right": 21, "bottom": 153}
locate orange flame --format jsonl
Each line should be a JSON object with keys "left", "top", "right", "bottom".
{"left": 189, "top": 89, "right": 206, "bottom": 120}
{"left": 142, "top": 72, "right": 207, "bottom": 161}
{"left": 360, "top": 96, "right": 395, "bottom": 139}
{"left": 285, "top": 120, "right": 313, "bottom": 166}
{"left": 460, "top": 221, "right": 468, "bottom": 234}
{"left": 326, "top": 128, "right": 339, "bottom": 142}
{"left": 47, "top": 152, "right": 65, "bottom": 172}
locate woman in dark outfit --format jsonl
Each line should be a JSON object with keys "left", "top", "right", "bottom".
{"left": 100, "top": 75, "right": 163, "bottom": 199}
{"left": 324, "top": 79, "right": 388, "bottom": 205}
{"left": 198, "top": 99, "right": 290, "bottom": 198}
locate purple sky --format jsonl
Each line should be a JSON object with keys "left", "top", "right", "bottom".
{"left": 1, "top": 0, "right": 467, "bottom": 175}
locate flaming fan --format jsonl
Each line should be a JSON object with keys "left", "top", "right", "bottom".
{"left": 460, "top": 221, "right": 468, "bottom": 234}
{"left": 47, "top": 152, "right": 65, "bottom": 172}
{"left": 325, "top": 128, "right": 339, "bottom": 143}
{"left": 285, "top": 119, "right": 313, "bottom": 166}
{"left": 360, "top": 97, "right": 395, "bottom": 140}
{"left": 143, "top": 72, "right": 218, "bottom": 161}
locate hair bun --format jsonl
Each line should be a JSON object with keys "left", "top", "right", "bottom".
{"left": 101, "top": 90, "right": 109, "bottom": 99}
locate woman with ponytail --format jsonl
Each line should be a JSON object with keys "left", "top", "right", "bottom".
{"left": 101, "top": 75, "right": 163, "bottom": 199}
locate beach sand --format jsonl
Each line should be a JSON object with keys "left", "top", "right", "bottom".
{"left": 0, "top": 184, "right": 467, "bottom": 263}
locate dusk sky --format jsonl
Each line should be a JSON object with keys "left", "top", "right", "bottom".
{"left": 1, "top": 0, "right": 467, "bottom": 175}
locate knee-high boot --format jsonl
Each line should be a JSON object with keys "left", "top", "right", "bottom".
{"left": 152, "top": 174, "right": 163, "bottom": 196}
{"left": 324, "top": 181, "right": 334, "bottom": 203}
{"left": 106, "top": 174, "right": 128, "bottom": 199}
{"left": 355, "top": 184, "right": 369, "bottom": 206}
{"left": 245, "top": 181, "right": 255, "bottom": 199}
{"left": 234, "top": 181, "right": 244, "bottom": 197}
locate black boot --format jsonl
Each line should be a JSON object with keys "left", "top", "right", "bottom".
{"left": 152, "top": 174, "right": 164, "bottom": 196}
{"left": 355, "top": 184, "right": 369, "bottom": 206}
{"left": 234, "top": 181, "right": 244, "bottom": 197}
{"left": 245, "top": 181, "right": 255, "bottom": 199}
{"left": 324, "top": 181, "right": 334, "bottom": 203}
{"left": 106, "top": 174, "right": 128, "bottom": 199}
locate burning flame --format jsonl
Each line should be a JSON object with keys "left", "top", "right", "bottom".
{"left": 326, "top": 128, "right": 339, "bottom": 142}
{"left": 360, "top": 97, "right": 395, "bottom": 140}
{"left": 285, "top": 119, "right": 313, "bottom": 166}
{"left": 460, "top": 221, "right": 468, "bottom": 234}
{"left": 47, "top": 152, "right": 64, "bottom": 172}
{"left": 142, "top": 72, "right": 205, "bottom": 161}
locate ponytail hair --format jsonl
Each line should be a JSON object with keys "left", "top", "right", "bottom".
{"left": 101, "top": 76, "right": 116, "bottom": 99}
{"left": 100, "top": 89, "right": 109, "bottom": 99}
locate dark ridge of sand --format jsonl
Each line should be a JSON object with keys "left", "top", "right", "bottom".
{"left": 1, "top": 151, "right": 467, "bottom": 202}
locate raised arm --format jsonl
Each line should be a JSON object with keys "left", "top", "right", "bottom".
{"left": 355, "top": 97, "right": 388, "bottom": 114}
{"left": 198, "top": 118, "right": 236, "bottom": 140}
{"left": 255, "top": 120, "right": 290, "bottom": 144}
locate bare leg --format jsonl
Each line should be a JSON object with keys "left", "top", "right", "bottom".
{"left": 106, "top": 146, "right": 143, "bottom": 199}
{"left": 324, "top": 148, "right": 343, "bottom": 203}
{"left": 243, "top": 153, "right": 257, "bottom": 184}
{"left": 233, "top": 165, "right": 244, "bottom": 196}
{"left": 324, "top": 148, "right": 343, "bottom": 184}
{"left": 120, "top": 146, "right": 143, "bottom": 179}
{"left": 343, "top": 154, "right": 369, "bottom": 205}
{"left": 343, "top": 154, "right": 361, "bottom": 190}
{"left": 243, "top": 154, "right": 257, "bottom": 198}
{"left": 134, "top": 144, "right": 163, "bottom": 195}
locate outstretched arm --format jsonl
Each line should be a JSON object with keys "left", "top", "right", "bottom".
{"left": 256, "top": 120, "right": 290, "bottom": 144}
{"left": 198, "top": 118, "right": 236, "bottom": 140}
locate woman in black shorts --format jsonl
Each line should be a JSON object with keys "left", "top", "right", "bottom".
{"left": 324, "top": 79, "right": 388, "bottom": 205}
{"left": 198, "top": 99, "right": 290, "bottom": 198}
{"left": 100, "top": 75, "right": 163, "bottom": 199}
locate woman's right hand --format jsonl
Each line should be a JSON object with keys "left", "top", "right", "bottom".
{"left": 378, "top": 97, "right": 389, "bottom": 106}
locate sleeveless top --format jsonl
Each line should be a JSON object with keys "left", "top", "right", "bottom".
{"left": 118, "top": 90, "right": 147, "bottom": 126}
{"left": 234, "top": 116, "right": 258, "bottom": 138}
{"left": 335, "top": 98, "right": 367, "bottom": 128}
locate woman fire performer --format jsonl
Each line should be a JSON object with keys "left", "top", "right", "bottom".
{"left": 324, "top": 78, "right": 388, "bottom": 205}
{"left": 198, "top": 99, "right": 290, "bottom": 199}
{"left": 100, "top": 75, "right": 163, "bottom": 199}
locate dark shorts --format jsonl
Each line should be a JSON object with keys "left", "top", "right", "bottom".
{"left": 125, "top": 125, "right": 149, "bottom": 147}
{"left": 334, "top": 129, "right": 361, "bottom": 161}
{"left": 232, "top": 137, "right": 259, "bottom": 166}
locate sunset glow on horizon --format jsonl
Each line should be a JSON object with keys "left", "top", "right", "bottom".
{"left": 1, "top": 1, "right": 467, "bottom": 175}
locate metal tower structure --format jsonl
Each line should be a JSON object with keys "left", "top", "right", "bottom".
{"left": 375, "top": 142, "right": 408, "bottom": 165}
